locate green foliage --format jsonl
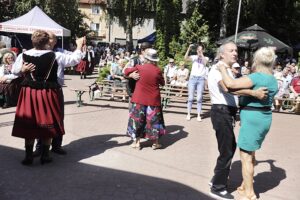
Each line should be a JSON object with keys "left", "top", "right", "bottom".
{"left": 199, "top": 0, "right": 300, "bottom": 47}
{"left": 97, "top": 65, "right": 110, "bottom": 81}
{"left": 180, "top": 3, "right": 210, "bottom": 47}
{"left": 0, "top": 1, "right": 14, "bottom": 21}
{"left": 155, "top": 0, "right": 183, "bottom": 59}
{"left": 178, "top": 2, "right": 215, "bottom": 58}
{"left": 155, "top": 30, "right": 166, "bottom": 61}
{"left": 107, "top": 0, "right": 156, "bottom": 51}
{"left": 12, "top": 0, "right": 88, "bottom": 38}
{"left": 169, "top": 36, "right": 181, "bottom": 57}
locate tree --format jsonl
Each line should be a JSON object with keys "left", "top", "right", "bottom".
{"left": 12, "top": 0, "right": 88, "bottom": 38}
{"left": 0, "top": 0, "right": 15, "bottom": 22}
{"left": 199, "top": 0, "right": 300, "bottom": 50}
{"left": 180, "top": 1, "right": 211, "bottom": 53}
{"left": 106, "top": 0, "right": 156, "bottom": 51}
{"left": 155, "top": 0, "right": 183, "bottom": 59}
{"left": 197, "top": 0, "right": 222, "bottom": 42}
{"left": 219, "top": 0, "right": 228, "bottom": 39}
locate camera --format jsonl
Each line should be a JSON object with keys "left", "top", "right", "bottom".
{"left": 190, "top": 43, "right": 198, "bottom": 49}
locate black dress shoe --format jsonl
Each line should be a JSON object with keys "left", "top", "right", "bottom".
{"left": 32, "top": 149, "right": 41, "bottom": 157}
{"left": 2, "top": 103, "right": 10, "bottom": 109}
{"left": 22, "top": 157, "right": 33, "bottom": 165}
{"left": 51, "top": 147, "right": 67, "bottom": 155}
{"left": 40, "top": 156, "right": 53, "bottom": 165}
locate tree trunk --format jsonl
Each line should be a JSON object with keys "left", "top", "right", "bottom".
{"left": 126, "top": 18, "right": 134, "bottom": 52}
{"left": 125, "top": 0, "right": 134, "bottom": 52}
{"left": 219, "top": 0, "right": 228, "bottom": 39}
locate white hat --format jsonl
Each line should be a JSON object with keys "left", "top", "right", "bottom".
{"left": 145, "top": 48, "right": 159, "bottom": 62}
{"left": 232, "top": 63, "right": 240, "bottom": 68}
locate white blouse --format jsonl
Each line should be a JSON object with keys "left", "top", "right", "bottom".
{"left": 12, "top": 49, "right": 82, "bottom": 86}
{"left": 190, "top": 55, "right": 207, "bottom": 77}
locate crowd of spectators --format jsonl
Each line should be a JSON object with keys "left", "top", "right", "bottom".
{"left": 0, "top": 42, "right": 22, "bottom": 108}
{"left": 235, "top": 57, "right": 299, "bottom": 113}
{"left": 1, "top": 39, "right": 299, "bottom": 113}
{"left": 272, "top": 60, "right": 299, "bottom": 112}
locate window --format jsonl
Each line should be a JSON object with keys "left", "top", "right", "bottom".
{"left": 91, "top": 5, "right": 101, "bottom": 15}
{"left": 90, "top": 23, "right": 100, "bottom": 32}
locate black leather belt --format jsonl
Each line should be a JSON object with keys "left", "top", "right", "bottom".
{"left": 211, "top": 104, "right": 238, "bottom": 114}
{"left": 240, "top": 106, "right": 271, "bottom": 111}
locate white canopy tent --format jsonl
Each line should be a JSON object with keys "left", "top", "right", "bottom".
{"left": 0, "top": 6, "right": 71, "bottom": 48}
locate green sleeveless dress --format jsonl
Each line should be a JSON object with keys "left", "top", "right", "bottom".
{"left": 238, "top": 72, "right": 278, "bottom": 151}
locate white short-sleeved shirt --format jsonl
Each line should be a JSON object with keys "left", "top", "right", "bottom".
{"left": 176, "top": 68, "right": 189, "bottom": 80}
{"left": 207, "top": 63, "right": 238, "bottom": 107}
{"left": 190, "top": 55, "right": 207, "bottom": 77}
{"left": 164, "top": 64, "right": 177, "bottom": 78}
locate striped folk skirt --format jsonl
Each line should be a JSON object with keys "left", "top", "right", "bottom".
{"left": 12, "top": 86, "right": 65, "bottom": 139}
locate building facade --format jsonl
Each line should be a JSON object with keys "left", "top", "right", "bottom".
{"left": 78, "top": 0, "right": 155, "bottom": 45}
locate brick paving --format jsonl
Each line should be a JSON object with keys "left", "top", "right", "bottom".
{"left": 0, "top": 72, "right": 299, "bottom": 200}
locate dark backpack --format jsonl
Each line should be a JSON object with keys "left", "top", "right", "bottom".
{"left": 126, "top": 57, "right": 141, "bottom": 97}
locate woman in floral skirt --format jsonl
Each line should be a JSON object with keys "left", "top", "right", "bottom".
{"left": 124, "top": 48, "right": 166, "bottom": 150}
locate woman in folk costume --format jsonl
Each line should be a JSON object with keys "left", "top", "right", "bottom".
{"left": 11, "top": 30, "right": 85, "bottom": 165}
{"left": 76, "top": 46, "right": 92, "bottom": 79}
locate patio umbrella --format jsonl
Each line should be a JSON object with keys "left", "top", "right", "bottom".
{"left": 217, "top": 24, "right": 292, "bottom": 53}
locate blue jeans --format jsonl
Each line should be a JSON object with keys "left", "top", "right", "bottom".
{"left": 187, "top": 76, "right": 205, "bottom": 114}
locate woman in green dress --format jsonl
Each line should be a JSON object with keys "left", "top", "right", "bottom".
{"left": 218, "top": 47, "right": 278, "bottom": 200}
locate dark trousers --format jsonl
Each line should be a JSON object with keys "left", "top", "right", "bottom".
{"left": 36, "top": 89, "right": 64, "bottom": 150}
{"left": 210, "top": 104, "right": 237, "bottom": 191}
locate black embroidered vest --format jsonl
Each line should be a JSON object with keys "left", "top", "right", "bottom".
{"left": 22, "top": 52, "right": 60, "bottom": 89}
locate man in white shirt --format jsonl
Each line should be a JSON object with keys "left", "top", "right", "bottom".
{"left": 208, "top": 41, "right": 267, "bottom": 200}
{"left": 163, "top": 58, "right": 177, "bottom": 84}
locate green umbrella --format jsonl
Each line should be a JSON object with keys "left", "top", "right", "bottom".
{"left": 217, "top": 24, "right": 292, "bottom": 53}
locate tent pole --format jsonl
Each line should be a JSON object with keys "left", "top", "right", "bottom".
{"left": 62, "top": 33, "right": 64, "bottom": 50}
{"left": 234, "top": 0, "right": 242, "bottom": 43}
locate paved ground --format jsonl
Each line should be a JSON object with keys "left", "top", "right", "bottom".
{"left": 0, "top": 72, "right": 299, "bottom": 200}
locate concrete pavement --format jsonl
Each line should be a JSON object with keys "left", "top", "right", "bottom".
{"left": 0, "top": 72, "right": 299, "bottom": 200}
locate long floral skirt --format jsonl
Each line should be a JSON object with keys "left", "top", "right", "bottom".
{"left": 127, "top": 103, "right": 166, "bottom": 140}
{"left": 12, "top": 87, "right": 65, "bottom": 139}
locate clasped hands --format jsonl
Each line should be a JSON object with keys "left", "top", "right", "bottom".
{"left": 21, "top": 62, "right": 36, "bottom": 73}
{"left": 129, "top": 70, "right": 140, "bottom": 80}
{"left": 217, "top": 61, "right": 268, "bottom": 100}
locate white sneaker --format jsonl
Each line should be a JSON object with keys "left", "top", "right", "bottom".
{"left": 186, "top": 115, "right": 191, "bottom": 121}
{"left": 209, "top": 189, "right": 234, "bottom": 200}
{"left": 197, "top": 116, "right": 202, "bottom": 121}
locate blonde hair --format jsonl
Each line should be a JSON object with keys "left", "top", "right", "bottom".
{"left": 118, "top": 59, "right": 127, "bottom": 66}
{"left": 252, "top": 47, "right": 275, "bottom": 71}
{"left": 2, "top": 52, "right": 15, "bottom": 64}
{"left": 179, "top": 61, "right": 185, "bottom": 66}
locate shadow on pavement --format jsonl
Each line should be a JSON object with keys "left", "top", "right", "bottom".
{"left": 160, "top": 125, "right": 188, "bottom": 149}
{"left": 229, "top": 159, "right": 286, "bottom": 197}
{"left": 0, "top": 111, "right": 16, "bottom": 116}
{"left": 0, "top": 135, "right": 214, "bottom": 200}
{"left": 0, "top": 121, "right": 14, "bottom": 128}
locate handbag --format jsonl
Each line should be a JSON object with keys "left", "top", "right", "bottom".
{"left": 89, "top": 82, "right": 99, "bottom": 91}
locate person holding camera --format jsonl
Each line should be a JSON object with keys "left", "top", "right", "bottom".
{"left": 184, "top": 43, "right": 208, "bottom": 121}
